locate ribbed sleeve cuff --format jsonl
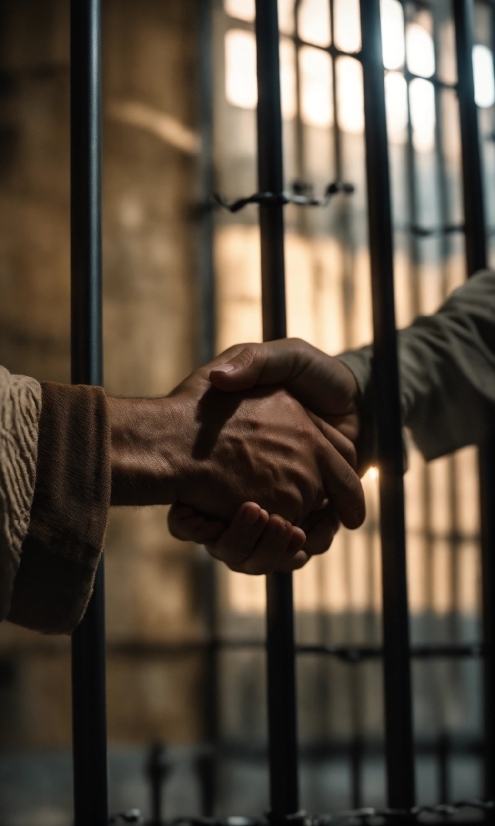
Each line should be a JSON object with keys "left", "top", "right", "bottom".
{"left": 8, "top": 382, "right": 111, "bottom": 634}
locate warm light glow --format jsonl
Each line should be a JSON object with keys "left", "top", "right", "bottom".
{"left": 409, "top": 77, "right": 436, "bottom": 152}
{"left": 278, "top": 0, "right": 295, "bottom": 35}
{"left": 298, "top": 0, "right": 331, "bottom": 47}
{"left": 384, "top": 71, "right": 408, "bottom": 143}
{"left": 406, "top": 22, "right": 435, "bottom": 78}
{"left": 381, "top": 0, "right": 405, "bottom": 70}
{"left": 280, "top": 37, "right": 297, "bottom": 120}
{"left": 368, "top": 467, "right": 379, "bottom": 481}
{"left": 224, "top": 0, "right": 254, "bottom": 22}
{"left": 336, "top": 56, "right": 364, "bottom": 134}
{"left": 225, "top": 29, "right": 257, "bottom": 110}
{"left": 299, "top": 46, "right": 333, "bottom": 127}
{"left": 334, "top": 0, "right": 361, "bottom": 53}
{"left": 473, "top": 44, "right": 495, "bottom": 108}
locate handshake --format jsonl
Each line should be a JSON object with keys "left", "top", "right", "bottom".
{"left": 108, "top": 338, "right": 366, "bottom": 574}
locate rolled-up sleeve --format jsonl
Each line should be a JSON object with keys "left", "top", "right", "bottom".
{"left": 7, "top": 382, "right": 111, "bottom": 634}
{"left": 338, "top": 269, "right": 495, "bottom": 465}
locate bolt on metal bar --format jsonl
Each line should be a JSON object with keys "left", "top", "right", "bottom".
{"left": 254, "top": 0, "right": 299, "bottom": 819}
{"left": 452, "top": 0, "right": 495, "bottom": 801}
{"left": 359, "top": 0, "right": 415, "bottom": 809}
{"left": 70, "top": 1, "right": 108, "bottom": 824}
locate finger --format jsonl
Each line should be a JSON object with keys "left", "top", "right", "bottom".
{"left": 206, "top": 503, "right": 269, "bottom": 566}
{"left": 319, "top": 439, "right": 366, "bottom": 529}
{"left": 303, "top": 508, "right": 340, "bottom": 556}
{"left": 208, "top": 339, "right": 357, "bottom": 421}
{"left": 168, "top": 504, "right": 225, "bottom": 543}
{"left": 306, "top": 410, "right": 357, "bottom": 469}
{"left": 274, "top": 527, "right": 307, "bottom": 572}
{"left": 209, "top": 340, "right": 309, "bottom": 392}
{"left": 234, "top": 515, "right": 294, "bottom": 575}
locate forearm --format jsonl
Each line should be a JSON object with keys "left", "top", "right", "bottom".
{"left": 338, "top": 269, "right": 495, "bottom": 463}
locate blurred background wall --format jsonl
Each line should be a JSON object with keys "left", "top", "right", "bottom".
{"left": 0, "top": 0, "right": 494, "bottom": 823}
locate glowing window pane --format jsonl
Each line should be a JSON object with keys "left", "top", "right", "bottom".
{"left": 381, "top": 0, "right": 405, "bottom": 70}
{"left": 224, "top": 0, "right": 255, "bottom": 22}
{"left": 409, "top": 77, "right": 435, "bottom": 152}
{"left": 334, "top": 0, "right": 361, "bottom": 53}
{"left": 280, "top": 37, "right": 297, "bottom": 120}
{"left": 225, "top": 29, "right": 257, "bottom": 109}
{"left": 473, "top": 44, "right": 495, "bottom": 108}
{"left": 337, "top": 56, "right": 364, "bottom": 134}
{"left": 299, "top": 46, "right": 333, "bottom": 127}
{"left": 385, "top": 71, "right": 408, "bottom": 143}
{"left": 298, "top": 0, "right": 331, "bottom": 47}
{"left": 406, "top": 22, "right": 435, "bottom": 78}
{"left": 278, "top": 0, "right": 295, "bottom": 35}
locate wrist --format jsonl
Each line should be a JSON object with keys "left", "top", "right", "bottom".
{"left": 107, "top": 396, "right": 183, "bottom": 506}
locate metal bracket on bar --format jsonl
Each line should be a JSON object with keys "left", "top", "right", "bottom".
{"left": 214, "top": 181, "right": 355, "bottom": 213}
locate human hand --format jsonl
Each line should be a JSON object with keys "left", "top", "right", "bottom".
{"left": 209, "top": 338, "right": 360, "bottom": 450}
{"left": 108, "top": 355, "right": 364, "bottom": 531}
{"left": 168, "top": 499, "right": 340, "bottom": 573}
{"left": 169, "top": 502, "right": 310, "bottom": 574}
{"left": 166, "top": 339, "right": 362, "bottom": 566}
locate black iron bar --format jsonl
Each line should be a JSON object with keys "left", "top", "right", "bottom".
{"left": 70, "top": 1, "right": 108, "bottom": 824}
{"left": 359, "top": 0, "right": 415, "bottom": 809}
{"left": 254, "top": 0, "right": 299, "bottom": 819}
{"left": 452, "top": 0, "right": 495, "bottom": 802}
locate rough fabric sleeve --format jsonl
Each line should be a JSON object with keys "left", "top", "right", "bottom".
{"left": 8, "top": 382, "right": 111, "bottom": 634}
{"left": 337, "top": 269, "right": 495, "bottom": 465}
{"left": 0, "top": 367, "right": 42, "bottom": 622}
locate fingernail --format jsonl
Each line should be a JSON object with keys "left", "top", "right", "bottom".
{"left": 244, "top": 505, "right": 260, "bottom": 525}
{"left": 211, "top": 364, "right": 235, "bottom": 373}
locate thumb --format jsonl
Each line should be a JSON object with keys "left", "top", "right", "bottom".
{"left": 209, "top": 340, "right": 305, "bottom": 392}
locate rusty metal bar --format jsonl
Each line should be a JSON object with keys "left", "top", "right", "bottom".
{"left": 254, "top": 0, "right": 299, "bottom": 820}
{"left": 70, "top": 1, "right": 108, "bottom": 823}
{"left": 359, "top": 0, "right": 415, "bottom": 808}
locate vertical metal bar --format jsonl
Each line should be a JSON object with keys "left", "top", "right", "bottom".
{"left": 452, "top": 0, "right": 495, "bottom": 800}
{"left": 197, "top": 0, "right": 216, "bottom": 367}
{"left": 197, "top": 1, "right": 218, "bottom": 814}
{"left": 254, "top": 0, "right": 299, "bottom": 819}
{"left": 359, "top": 0, "right": 415, "bottom": 809}
{"left": 70, "top": 1, "right": 108, "bottom": 824}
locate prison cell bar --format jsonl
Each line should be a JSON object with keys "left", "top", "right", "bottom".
{"left": 452, "top": 0, "right": 495, "bottom": 800}
{"left": 254, "top": 0, "right": 300, "bottom": 820}
{"left": 70, "top": 1, "right": 108, "bottom": 824}
{"left": 359, "top": 0, "right": 416, "bottom": 809}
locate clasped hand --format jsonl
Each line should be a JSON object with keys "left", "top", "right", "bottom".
{"left": 166, "top": 339, "right": 366, "bottom": 574}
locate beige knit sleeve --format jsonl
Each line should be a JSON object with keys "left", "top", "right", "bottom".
{"left": 0, "top": 366, "right": 42, "bottom": 621}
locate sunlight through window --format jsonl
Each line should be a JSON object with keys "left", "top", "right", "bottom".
{"left": 334, "top": 0, "right": 361, "bottom": 53}
{"left": 406, "top": 22, "right": 435, "bottom": 78}
{"left": 225, "top": 29, "right": 257, "bottom": 109}
{"left": 224, "top": 0, "right": 255, "bottom": 22}
{"left": 299, "top": 46, "right": 333, "bottom": 127}
{"left": 473, "top": 44, "right": 495, "bottom": 108}
{"left": 410, "top": 77, "right": 436, "bottom": 152}
{"left": 278, "top": 0, "right": 295, "bottom": 35}
{"left": 337, "top": 56, "right": 364, "bottom": 134}
{"left": 385, "top": 71, "right": 408, "bottom": 143}
{"left": 381, "top": 0, "right": 405, "bottom": 70}
{"left": 280, "top": 37, "right": 297, "bottom": 120}
{"left": 298, "top": 0, "right": 331, "bottom": 47}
